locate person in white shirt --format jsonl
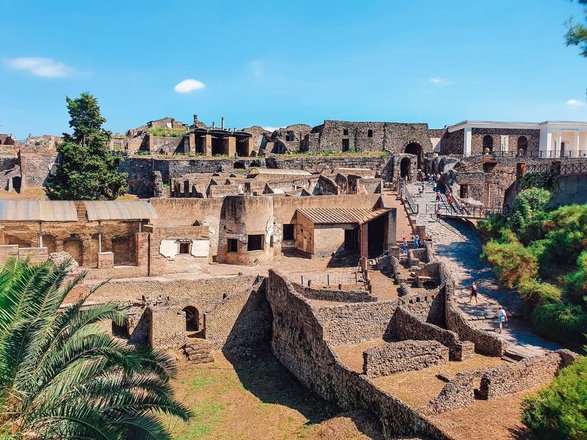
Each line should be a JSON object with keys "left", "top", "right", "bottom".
{"left": 497, "top": 307, "right": 508, "bottom": 333}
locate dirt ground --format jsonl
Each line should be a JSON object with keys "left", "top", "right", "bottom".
{"left": 428, "top": 388, "right": 535, "bottom": 440}
{"left": 164, "top": 349, "right": 384, "bottom": 440}
{"left": 372, "top": 354, "right": 504, "bottom": 409}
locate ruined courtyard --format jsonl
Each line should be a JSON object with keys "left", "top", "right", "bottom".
{"left": 0, "top": 112, "right": 584, "bottom": 439}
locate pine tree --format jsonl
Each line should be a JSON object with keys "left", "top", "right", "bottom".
{"left": 46, "top": 93, "right": 128, "bottom": 200}
{"left": 566, "top": 0, "right": 587, "bottom": 57}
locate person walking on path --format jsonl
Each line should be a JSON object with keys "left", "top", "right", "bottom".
{"left": 413, "top": 235, "right": 420, "bottom": 249}
{"left": 435, "top": 191, "right": 441, "bottom": 202}
{"left": 401, "top": 237, "right": 408, "bottom": 254}
{"left": 497, "top": 306, "right": 508, "bottom": 333}
{"left": 469, "top": 282, "right": 479, "bottom": 305}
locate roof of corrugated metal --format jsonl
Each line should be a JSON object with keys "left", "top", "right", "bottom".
{"left": 0, "top": 200, "right": 78, "bottom": 222}
{"left": 296, "top": 207, "right": 389, "bottom": 225}
{"left": 83, "top": 200, "right": 158, "bottom": 221}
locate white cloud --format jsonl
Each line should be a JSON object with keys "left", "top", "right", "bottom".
{"left": 566, "top": 99, "right": 585, "bottom": 107}
{"left": 174, "top": 78, "right": 206, "bottom": 94}
{"left": 430, "top": 77, "right": 447, "bottom": 85}
{"left": 5, "top": 57, "right": 72, "bottom": 78}
{"left": 263, "top": 126, "right": 281, "bottom": 132}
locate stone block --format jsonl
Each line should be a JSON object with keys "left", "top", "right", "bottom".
{"left": 97, "top": 251, "right": 114, "bottom": 269}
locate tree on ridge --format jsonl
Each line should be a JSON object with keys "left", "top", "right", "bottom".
{"left": 46, "top": 93, "right": 128, "bottom": 200}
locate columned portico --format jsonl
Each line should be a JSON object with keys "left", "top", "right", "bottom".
{"left": 540, "top": 122, "right": 587, "bottom": 158}
{"left": 464, "top": 126, "right": 472, "bottom": 157}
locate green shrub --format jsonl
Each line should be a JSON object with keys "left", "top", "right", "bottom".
{"left": 531, "top": 302, "right": 587, "bottom": 345}
{"left": 147, "top": 126, "right": 186, "bottom": 137}
{"left": 483, "top": 240, "right": 538, "bottom": 288}
{"left": 519, "top": 279, "right": 562, "bottom": 309}
{"left": 509, "top": 188, "right": 551, "bottom": 241}
{"left": 522, "top": 355, "right": 587, "bottom": 439}
{"left": 518, "top": 170, "right": 558, "bottom": 191}
{"left": 566, "top": 251, "right": 587, "bottom": 303}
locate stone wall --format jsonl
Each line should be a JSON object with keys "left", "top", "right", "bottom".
{"left": 294, "top": 284, "right": 375, "bottom": 303}
{"left": 314, "top": 301, "right": 398, "bottom": 345}
{"left": 101, "top": 275, "right": 271, "bottom": 353}
{"left": 123, "top": 155, "right": 391, "bottom": 197}
{"left": 363, "top": 340, "right": 449, "bottom": 378}
{"left": 266, "top": 269, "right": 450, "bottom": 439}
{"left": 426, "top": 370, "right": 483, "bottom": 414}
{"left": 308, "top": 121, "right": 433, "bottom": 154}
{"left": 394, "top": 307, "right": 474, "bottom": 361}
{"left": 478, "top": 349, "right": 579, "bottom": 399}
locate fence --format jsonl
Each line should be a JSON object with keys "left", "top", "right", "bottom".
{"left": 297, "top": 272, "right": 363, "bottom": 288}
{"left": 471, "top": 150, "right": 587, "bottom": 159}
{"left": 400, "top": 183, "right": 418, "bottom": 214}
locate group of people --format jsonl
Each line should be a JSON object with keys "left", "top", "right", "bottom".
{"left": 469, "top": 282, "right": 509, "bottom": 333}
{"left": 401, "top": 235, "right": 427, "bottom": 253}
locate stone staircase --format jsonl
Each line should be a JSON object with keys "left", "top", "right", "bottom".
{"left": 182, "top": 339, "right": 214, "bottom": 364}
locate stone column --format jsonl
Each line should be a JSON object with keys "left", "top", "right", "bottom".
{"left": 575, "top": 132, "right": 581, "bottom": 158}
{"left": 464, "top": 127, "right": 472, "bottom": 156}
{"left": 226, "top": 136, "right": 236, "bottom": 157}
{"left": 386, "top": 209, "right": 397, "bottom": 250}
{"left": 360, "top": 223, "right": 369, "bottom": 260}
{"left": 135, "top": 232, "right": 150, "bottom": 276}
{"left": 545, "top": 131, "right": 553, "bottom": 158}
{"left": 557, "top": 132, "right": 562, "bottom": 158}
{"left": 204, "top": 135, "right": 212, "bottom": 157}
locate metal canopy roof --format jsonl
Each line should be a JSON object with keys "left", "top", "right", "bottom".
{"left": 296, "top": 208, "right": 389, "bottom": 225}
{"left": 83, "top": 200, "right": 159, "bottom": 221}
{"left": 0, "top": 200, "right": 78, "bottom": 222}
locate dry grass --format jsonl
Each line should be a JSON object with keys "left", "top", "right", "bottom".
{"left": 163, "top": 349, "right": 383, "bottom": 440}
{"left": 428, "top": 388, "right": 536, "bottom": 440}
{"left": 0, "top": 187, "right": 47, "bottom": 199}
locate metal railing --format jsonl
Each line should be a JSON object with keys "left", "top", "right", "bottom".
{"left": 471, "top": 150, "right": 587, "bottom": 159}
{"left": 400, "top": 183, "right": 418, "bottom": 214}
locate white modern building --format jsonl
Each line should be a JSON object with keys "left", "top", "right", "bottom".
{"left": 444, "top": 120, "right": 587, "bottom": 157}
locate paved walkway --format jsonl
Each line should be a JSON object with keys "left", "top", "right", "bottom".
{"left": 408, "top": 182, "right": 561, "bottom": 358}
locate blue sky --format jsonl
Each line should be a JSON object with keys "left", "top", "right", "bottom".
{"left": 1, "top": 0, "right": 587, "bottom": 138}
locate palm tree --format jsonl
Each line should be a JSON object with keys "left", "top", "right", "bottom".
{"left": 0, "top": 258, "right": 190, "bottom": 439}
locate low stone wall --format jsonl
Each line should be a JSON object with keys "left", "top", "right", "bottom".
{"left": 314, "top": 301, "right": 397, "bottom": 345}
{"left": 394, "top": 307, "right": 474, "bottom": 361}
{"left": 293, "top": 283, "right": 376, "bottom": 303}
{"left": 363, "top": 340, "right": 449, "bottom": 378}
{"left": 426, "top": 370, "right": 484, "bottom": 414}
{"left": 266, "top": 269, "right": 450, "bottom": 439}
{"left": 478, "top": 349, "right": 579, "bottom": 399}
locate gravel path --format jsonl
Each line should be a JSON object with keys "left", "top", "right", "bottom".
{"left": 408, "top": 182, "right": 561, "bottom": 358}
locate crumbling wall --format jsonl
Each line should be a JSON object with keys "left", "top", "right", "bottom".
{"left": 314, "top": 301, "right": 397, "bottom": 345}
{"left": 478, "top": 349, "right": 579, "bottom": 399}
{"left": 363, "top": 340, "right": 449, "bottom": 378}
{"left": 394, "top": 307, "right": 474, "bottom": 361}
{"left": 294, "top": 284, "right": 375, "bottom": 303}
{"left": 266, "top": 270, "right": 450, "bottom": 439}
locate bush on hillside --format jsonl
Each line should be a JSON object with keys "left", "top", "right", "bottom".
{"left": 509, "top": 188, "right": 552, "bottom": 238}
{"left": 522, "top": 355, "right": 587, "bottom": 439}
{"left": 566, "top": 251, "right": 587, "bottom": 303}
{"left": 519, "top": 279, "right": 562, "bottom": 309}
{"left": 483, "top": 240, "right": 538, "bottom": 288}
{"left": 531, "top": 302, "right": 587, "bottom": 345}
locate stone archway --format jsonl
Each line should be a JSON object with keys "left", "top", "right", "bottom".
{"left": 182, "top": 306, "right": 200, "bottom": 332}
{"left": 404, "top": 143, "right": 423, "bottom": 169}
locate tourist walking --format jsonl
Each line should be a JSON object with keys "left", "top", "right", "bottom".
{"left": 497, "top": 307, "right": 508, "bottom": 333}
{"left": 413, "top": 235, "right": 420, "bottom": 249}
{"left": 401, "top": 237, "right": 408, "bottom": 254}
{"left": 469, "top": 282, "right": 478, "bottom": 304}
{"left": 435, "top": 191, "right": 441, "bottom": 202}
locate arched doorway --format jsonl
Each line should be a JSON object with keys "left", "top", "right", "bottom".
{"left": 517, "top": 136, "right": 528, "bottom": 155}
{"left": 404, "top": 143, "right": 423, "bottom": 169}
{"left": 400, "top": 157, "right": 411, "bottom": 179}
{"left": 482, "top": 135, "right": 494, "bottom": 153}
{"left": 182, "top": 306, "right": 199, "bottom": 332}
